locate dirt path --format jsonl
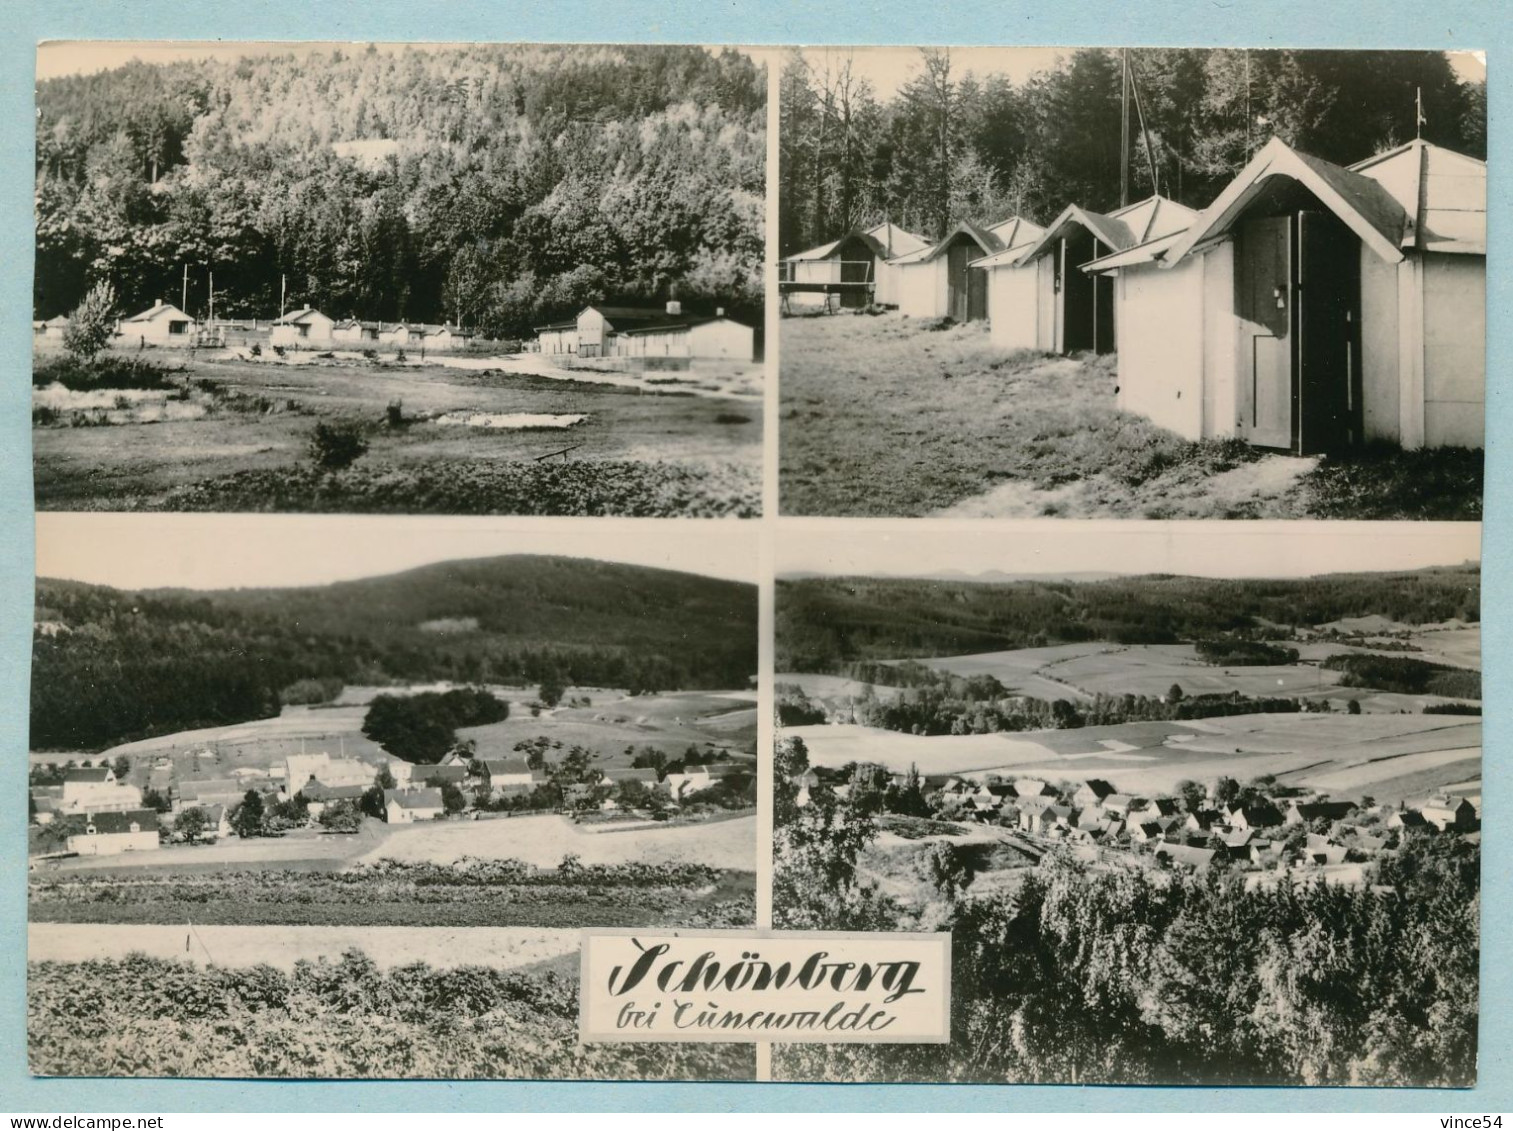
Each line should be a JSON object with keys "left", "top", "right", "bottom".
{"left": 934, "top": 454, "right": 1317, "bottom": 519}
{"left": 29, "top": 922, "right": 578, "bottom": 970}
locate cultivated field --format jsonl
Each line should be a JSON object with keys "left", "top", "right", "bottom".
{"left": 790, "top": 713, "right": 1481, "bottom": 804}
{"left": 362, "top": 812, "right": 757, "bottom": 871}
{"left": 458, "top": 689, "right": 758, "bottom": 765}
{"left": 777, "top": 314, "right": 1480, "bottom": 520}
{"left": 34, "top": 343, "right": 761, "bottom": 516}
{"left": 28, "top": 921, "right": 579, "bottom": 971}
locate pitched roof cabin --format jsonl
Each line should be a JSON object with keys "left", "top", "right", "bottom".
{"left": 984, "top": 195, "right": 1196, "bottom": 355}
{"left": 1084, "top": 138, "right": 1485, "bottom": 453}
{"left": 119, "top": 302, "right": 197, "bottom": 345}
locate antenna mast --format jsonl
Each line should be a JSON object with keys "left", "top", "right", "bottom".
{"left": 1120, "top": 49, "right": 1132, "bottom": 208}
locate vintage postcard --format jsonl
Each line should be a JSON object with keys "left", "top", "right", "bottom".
{"left": 31, "top": 41, "right": 765, "bottom": 518}
{"left": 22, "top": 36, "right": 1488, "bottom": 1095}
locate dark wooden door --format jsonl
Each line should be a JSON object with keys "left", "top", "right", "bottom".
{"left": 1297, "top": 210, "right": 1363, "bottom": 455}
{"left": 1238, "top": 215, "right": 1293, "bottom": 449}
{"left": 947, "top": 241, "right": 971, "bottom": 322}
{"left": 967, "top": 265, "right": 987, "bottom": 321}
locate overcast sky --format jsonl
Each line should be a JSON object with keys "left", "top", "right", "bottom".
{"left": 778, "top": 520, "right": 1480, "bottom": 581}
{"left": 36, "top": 514, "right": 758, "bottom": 589}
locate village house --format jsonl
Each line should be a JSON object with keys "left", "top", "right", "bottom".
{"left": 480, "top": 758, "right": 535, "bottom": 791}
{"left": 66, "top": 809, "right": 160, "bottom": 856}
{"left": 1085, "top": 137, "right": 1485, "bottom": 454}
{"left": 1416, "top": 795, "right": 1478, "bottom": 833}
{"left": 1285, "top": 799, "right": 1359, "bottom": 826}
{"left": 282, "top": 754, "right": 375, "bottom": 792}
{"left": 534, "top": 302, "right": 754, "bottom": 363}
{"left": 600, "top": 767, "right": 661, "bottom": 788}
{"left": 297, "top": 781, "right": 366, "bottom": 819}
{"left": 118, "top": 301, "right": 197, "bottom": 346}
{"left": 60, "top": 766, "right": 143, "bottom": 813}
{"left": 383, "top": 788, "right": 445, "bottom": 823}
{"left": 269, "top": 307, "right": 336, "bottom": 348}
{"left": 1226, "top": 801, "right": 1285, "bottom": 831}
{"left": 175, "top": 777, "right": 249, "bottom": 812}
{"left": 666, "top": 762, "right": 745, "bottom": 801}
{"left": 985, "top": 196, "right": 1194, "bottom": 355}
{"left": 1156, "top": 842, "right": 1216, "bottom": 871}
{"left": 1073, "top": 779, "right": 1118, "bottom": 809}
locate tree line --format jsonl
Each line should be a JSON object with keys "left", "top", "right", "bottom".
{"left": 776, "top": 567, "right": 1479, "bottom": 674}
{"left": 780, "top": 46, "right": 1484, "bottom": 255}
{"left": 32, "top": 558, "right": 757, "bottom": 751}
{"left": 35, "top": 45, "right": 765, "bottom": 336}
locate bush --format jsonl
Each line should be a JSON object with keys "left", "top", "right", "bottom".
{"left": 385, "top": 400, "right": 406, "bottom": 428}
{"left": 62, "top": 281, "right": 116, "bottom": 361}
{"left": 249, "top": 343, "right": 262, "bottom": 357}
{"left": 308, "top": 421, "right": 370, "bottom": 470}
{"left": 33, "top": 354, "right": 178, "bottom": 392}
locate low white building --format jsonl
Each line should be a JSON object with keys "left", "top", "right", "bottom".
{"left": 283, "top": 754, "right": 375, "bottom": 793}
{"left": 67, "top": 809, "right": 160, "bottom": 856}
{"left": 270, "top": 308, "right": 337, "bottom": 348}
{"left": 384, "top": 788, "right": 445, "bottom": 823}
{"left": 118, "top": 301, "right": 197, "bottom": 346}
{"left": 60, "top": 767, "right": 142, "bottom": 813}
{"left": 534, "top": 302, "right": 755, "bottom": 363}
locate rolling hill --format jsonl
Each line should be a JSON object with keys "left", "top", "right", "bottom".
{"left": 33, "top": 555, "right": 756, "bottom": 751}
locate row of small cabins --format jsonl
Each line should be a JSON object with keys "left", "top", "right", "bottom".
{"left": 781, "top": 137, "right": 1486, "bottom": 454}
{"left": 37, "top": 305, "right": 477, "bottom": 350}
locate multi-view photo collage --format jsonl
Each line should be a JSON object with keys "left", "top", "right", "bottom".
{"left": 26, "top": 42, "right": 1484, "bottom": 1087}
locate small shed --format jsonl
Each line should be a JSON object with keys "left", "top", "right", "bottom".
{"left": 887, "top": 221, "right": 1006, "bottom": 321}
{"left": 332, "top": 319, "right": 382, "bottom": 345}
{"left": 119, "top": 302, "right": 197, "bottom": 346}
{"left": 384, "top": 788, "right": 445, "bottom": 823}
{"left": 536, "top": 303, "right": 754, "bottom": 362}
{"left": 989, "top": 196, "right": 1195, "bottom": 355}
{"left": 270, "top": 307, "right": 336, "bottom": 348}
{"left": 1090, "top": 137, "right": 1485, "bottom": 453}
{"left": 780, "top": 229, "right": 890, "bottom": 311}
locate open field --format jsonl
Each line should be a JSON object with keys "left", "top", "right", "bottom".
{"left": 790, "top": 714, "right": 1480, "bottom": 803}
{"left": 777, "top": 314, "right": 1481, "bottom": 520}
{"left": 360, "top": 812, "right": 757, "bottom": 871}
{"left": 458, "top": 689, "right": 759, "bottom": 764}
{"left": 29, "top": 922, "right": 578, "bottom": 970}
{"left": 34, "top": 345, "right": 761, "bottom": 516}
{"left": 36, "top": 824, "right": 388, "bottom": 874}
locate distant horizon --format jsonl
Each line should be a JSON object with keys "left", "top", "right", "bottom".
{"left": 780, "top": 561, "right": 1479, "bottom": 584}
{"left": 777, "top": 522, "right": 1481, "bottom": 582}
{"left": 35, "top": 514, "right": 759, "bottom": 589}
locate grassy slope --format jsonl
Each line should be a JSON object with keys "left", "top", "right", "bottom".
{"left": 777, "top": 314, "right": 1481, "bottom": 519}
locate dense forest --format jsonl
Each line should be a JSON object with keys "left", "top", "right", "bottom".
{"left": 31, "top": 555, "right": 757, "bottom": 751}
{"left": 35, "top": 45, "right": 765, "bottom": 335}
{"left": 780, "top": 47, "right": 1485, "bottom": 255}
{"left": 776, "top": 566, "right": 1479, "bottom": 673}
{"left": 772, "top": 736, "right": 1479, "bottom": 1087}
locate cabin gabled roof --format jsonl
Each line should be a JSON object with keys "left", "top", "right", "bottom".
{"left": 1349, "top": 138, "right": 1486, "bottom": 254}
{"left": 973, "top": 216, "right": 1051, "bottom": 268}
{"left": 783, "top": 229, "right": 890, "bottom": 263}
{"left": 890, "top": 220, "right": 1006, "bottom": 268}
{"left": 122, "top": 302, "right": 194, "bottom": 325}
{"left": 1166, "top": 137, "right": 1412, "bottom": 266}
{"left": 865, "top": 221, "right": 932, "bottom": 258}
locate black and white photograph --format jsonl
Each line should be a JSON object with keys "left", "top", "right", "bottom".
{"left": 777, "top": 47, "right": 1485, "bottom": 519}
{"left": 772, "top": 522, "right": 1481, "bottom": 1086}
{"left": 27, "top": 516, "right": 759, "bottom": 1079}
{"left": 31, "top": 42, "right": 766, "bottom": 517}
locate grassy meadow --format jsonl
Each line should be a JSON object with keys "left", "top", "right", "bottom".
{"left": 33, "top": 344, "right": 761, "bottom": 516}
{"left": 777, "top": 313, "right": 1481, "bottom": 519}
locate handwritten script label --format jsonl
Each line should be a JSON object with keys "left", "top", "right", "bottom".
{"left": 579, "top": 930, "right": 950, "bottom": 1043}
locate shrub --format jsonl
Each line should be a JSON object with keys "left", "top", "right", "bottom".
{"left": 62, "top": 281, "right": 116, "bottom": 361}
{"left": 308, "top": 421, "right": 369, "bottom": 471}
{"left": 385, "top": 400, "right": 406, "bottom": 428}
{"left": 249, "top": 343, "right": 262, "bottom": 358}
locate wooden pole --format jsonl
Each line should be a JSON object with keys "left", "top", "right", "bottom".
{"left": 1120, "top": 49, "right": 1131, "bottom": 208}
{"left": 181, "top": 264, "right": 188, "bottom": 313}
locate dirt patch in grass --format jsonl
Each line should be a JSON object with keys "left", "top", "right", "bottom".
{"left": 778, "top": 314, "right": 1480, "bottom": 519}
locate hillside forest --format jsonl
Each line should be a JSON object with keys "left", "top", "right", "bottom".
{"left": 779, "top": 47, "right": 1486, "bottom": 255}
{"left": 776, "top": 566, "right": 1480, "bottom": 674}
{"left": 31, "top": 556, "right": 758, "bottom": 751}
{"left": 34, "top": 45, "right": 765, "bottom": 336}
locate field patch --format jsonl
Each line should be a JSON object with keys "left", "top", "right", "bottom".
{"left": 362, "top": 812, "right": 756, "bottom": 871}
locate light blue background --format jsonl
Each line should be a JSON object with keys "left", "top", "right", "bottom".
{"left": 1, "top": 0, "right": 1504, "bottom": 1113}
